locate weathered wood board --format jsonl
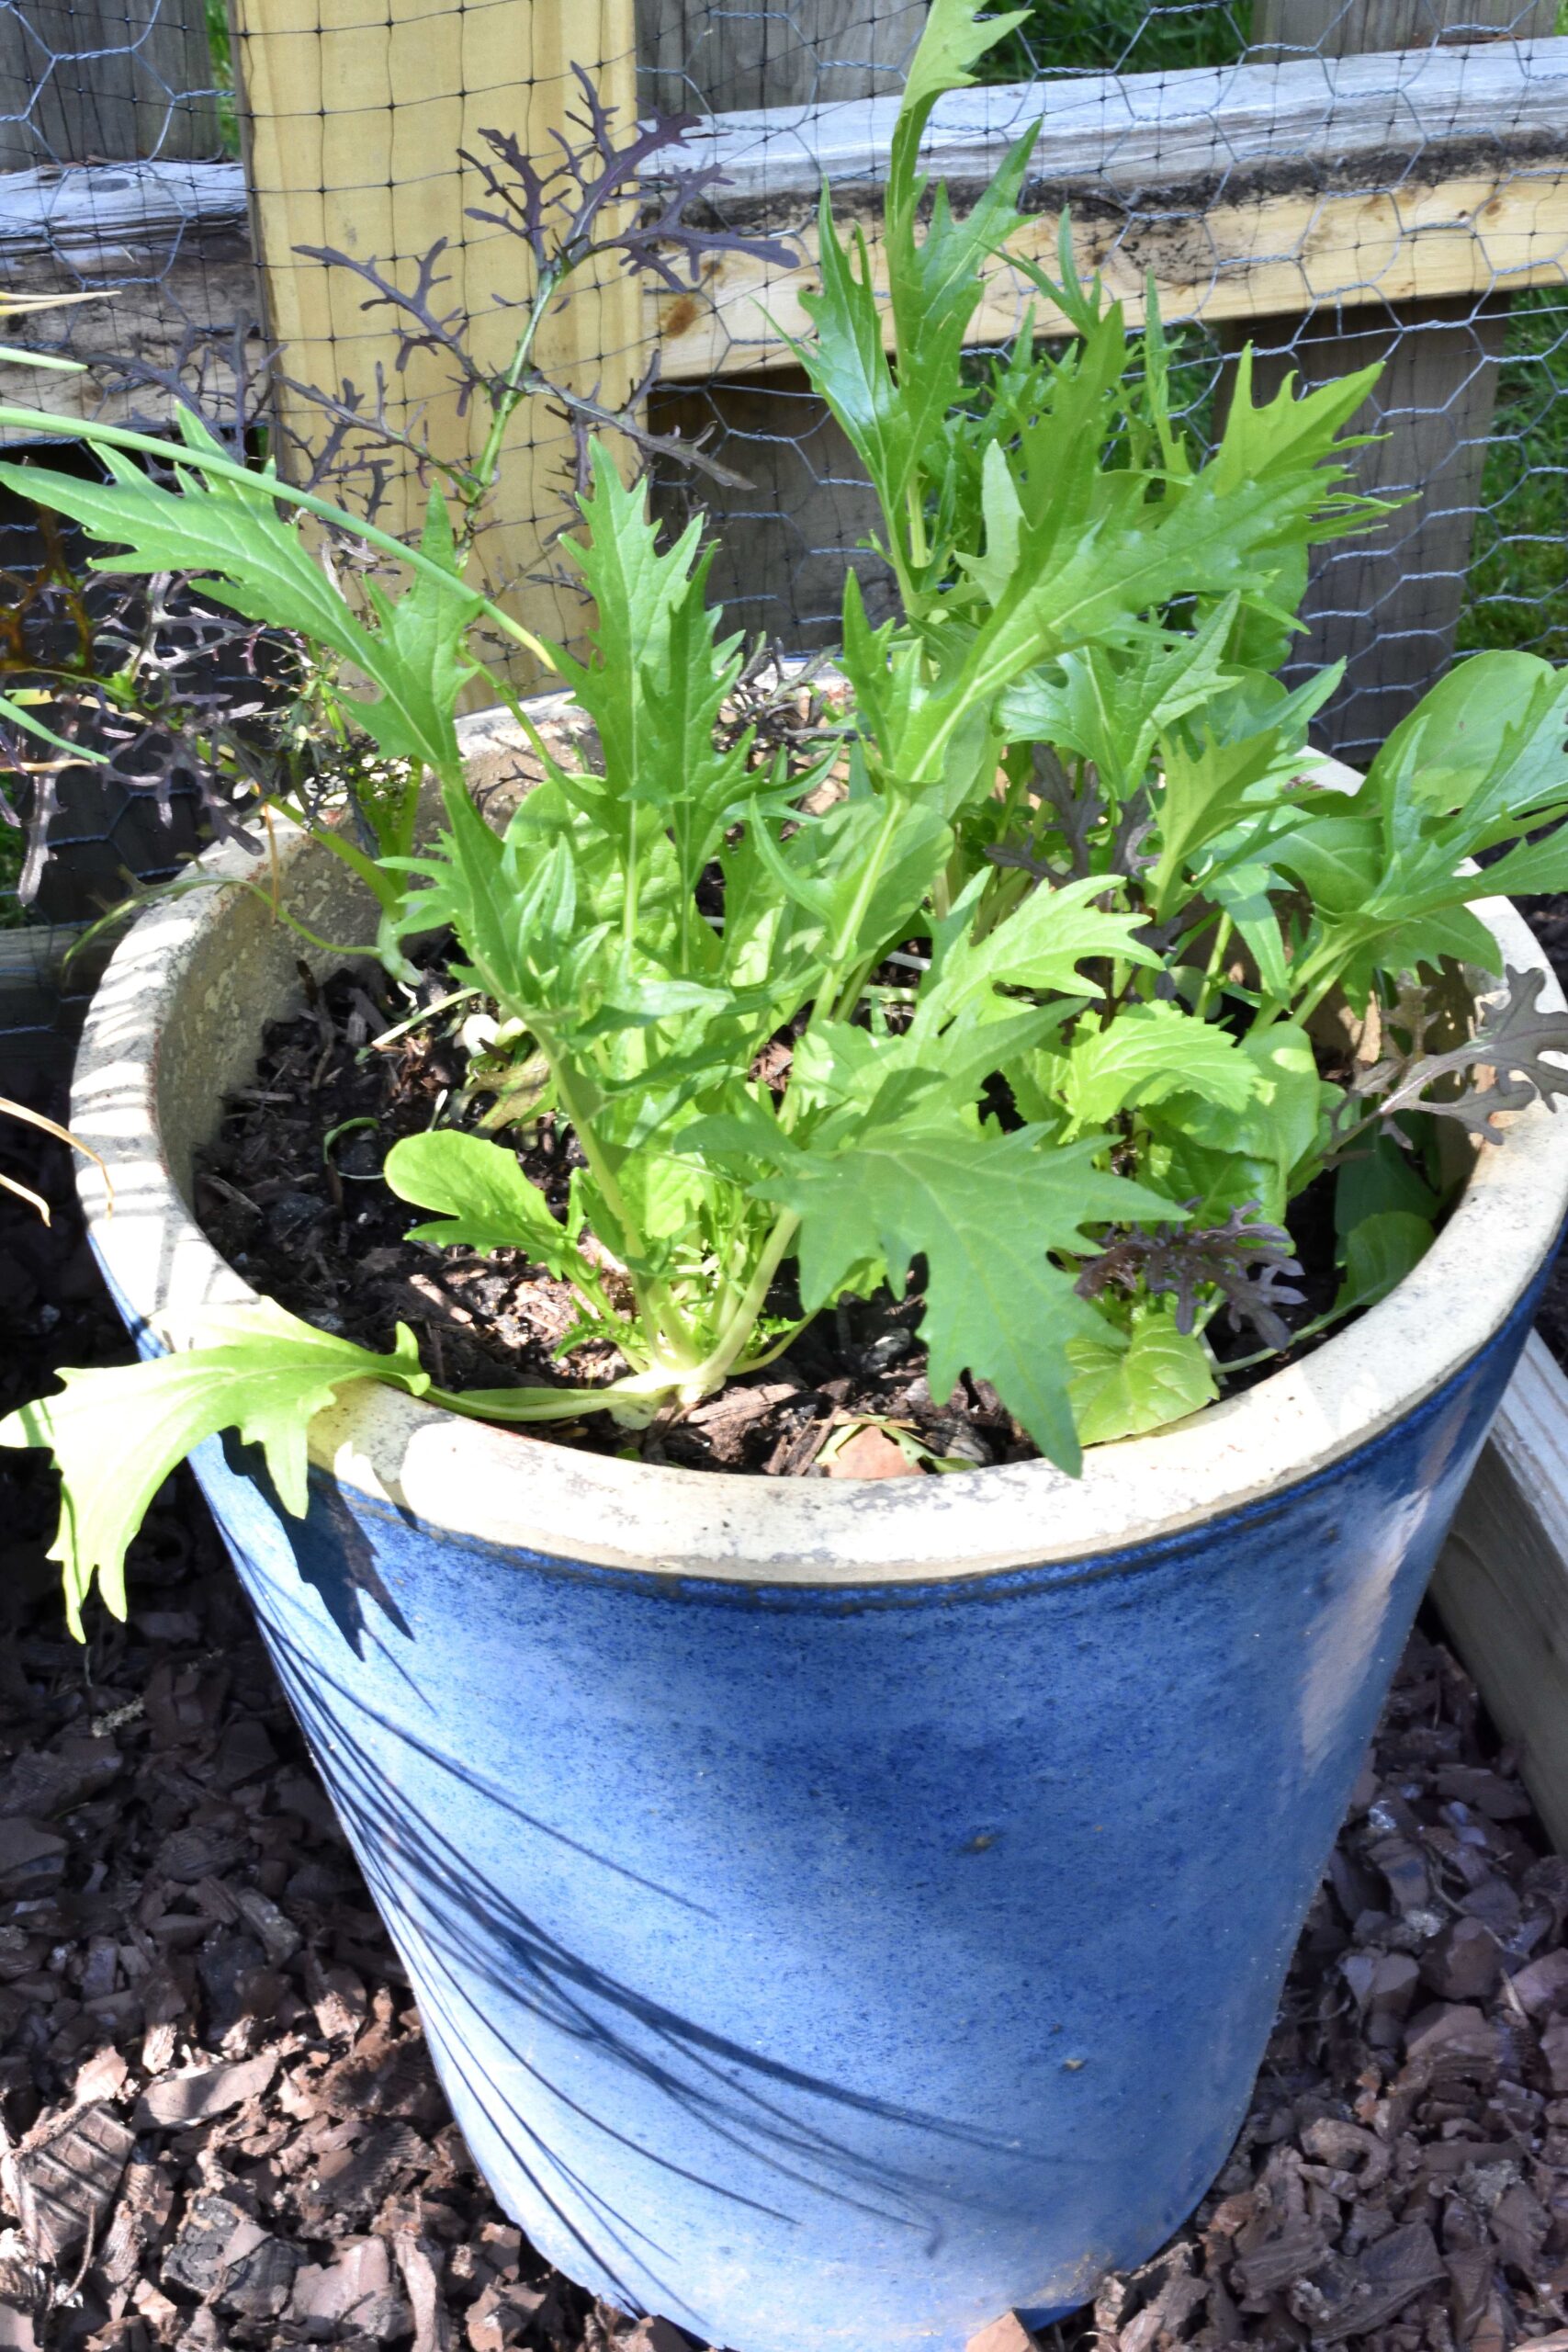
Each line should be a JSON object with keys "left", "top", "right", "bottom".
{"left": 9, "top": 40, "right": 1568, "bottom": 413}
{"left": 649, "top": 31, "right": 1568, "bottom": 375}
{"left": 637, "top": 0, "right": 924, "bottom": 118}
{"left": 0, "top": 0, "right": 220, "bottom": 170}
{"left": 1434, "top": 1331, "right": 1568, "bottom": 1858}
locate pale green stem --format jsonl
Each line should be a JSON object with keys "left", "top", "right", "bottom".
{"left": 679, "top": 1209, "right": 801, "bottom": 1399}
{"left": 904, "top": 481, "right": 931, "bottom": 574}
{"left": 624, "top": 806, "right": 640, "bottom": 954}
{"left": 1194, "top": 911, "right": 1234, "bottom": 1020}
{"left": 1271, "top": 944, "right": 1355, "bottom": 1030}
{"left": 817, "top": 792, "right": 908, "bottom": 1027}
{"left": 460, "top": 260, "right": 564, "bottom": 551}
{"left": 543, "top": 1043, "right": 703, "bottom": 1368}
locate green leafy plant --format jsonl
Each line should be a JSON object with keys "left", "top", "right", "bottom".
{"left": 6, "top": 0, "right": 1568, "bottom": 1631}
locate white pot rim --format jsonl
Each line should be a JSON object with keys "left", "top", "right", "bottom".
{"left": 71, "top": 704, "right": 1568, "bottom": 1587}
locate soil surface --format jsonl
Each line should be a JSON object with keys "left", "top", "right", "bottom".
{"left": 191, "top": 956, "right": 1333, "bottom": 1481}
{"left": 9, "top": 1107, "right": 1568, "bottom": 2352}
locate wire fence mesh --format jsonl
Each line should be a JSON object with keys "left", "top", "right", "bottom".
{"left": 4, "top": 0, "right": 1568, "bottom": 1037}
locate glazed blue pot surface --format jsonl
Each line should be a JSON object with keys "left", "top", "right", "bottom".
{"left": 132, "top": 1278, "right": 1539, "bottom": 2352}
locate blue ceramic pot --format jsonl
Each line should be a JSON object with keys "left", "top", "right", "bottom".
{"left": 71, "top": 779, "right": 1568, "bottom": 2352}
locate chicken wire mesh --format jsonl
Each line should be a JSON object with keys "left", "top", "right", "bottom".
{"left": 4, "top": 0, "right": 1568, "bottom": 1047}
{"left": 646, "top": 0, "right": 1568, "bottom": 762}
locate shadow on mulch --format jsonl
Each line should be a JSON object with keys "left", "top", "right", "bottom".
{"left": 6, "top": 1001, "right": 1568, "bottom": 2352}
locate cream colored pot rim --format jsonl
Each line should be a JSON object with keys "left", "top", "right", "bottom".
{"left": 71, "top": 741, "right": 1568, "bottom": 1586}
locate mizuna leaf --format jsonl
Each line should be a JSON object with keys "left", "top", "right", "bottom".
{"left": 793, "top": 207, "right": 918, "bottom": 533}
{"left": 1148, "top": 666, "right": 1340, "bottom": 917}
{"left": 1143, "top": 1022, "right": 1326, "bottom": 1225}
{"left": 744, "top": 1124, "right": 1182, "bottom": 1473}
{"left": 355, "top": 490, "right": 483, "bottom": 780}
{"left": 383, "top": 1130, "right": 585, "bottom": 1271}
{"left": 0, "top": 431, "right": 482, "bottom": 784}
{"left": 0, "top": 1305, "right": 430, "bottom": 1637}
{"left": 1365, "top": 650, "right": 1568, "bottom": 828}
{"left": 1052, "top": 1001, "right": 1258, "bottom": 1133}
{"left": 896, "top": 0, "right": 1029, "bottom": 141}
{"left": 919, "top": 872, "right": 1159, "bottom": 1030}
{"left": 997, "top": 601, "right": 1237, "bottom": 802}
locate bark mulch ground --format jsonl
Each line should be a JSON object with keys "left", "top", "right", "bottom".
{"left": 8, "top": 889, "right": 1568, "bottom": 2349}
{"left": 8, "top": 1113, "right": 1568, "bottom": 2352}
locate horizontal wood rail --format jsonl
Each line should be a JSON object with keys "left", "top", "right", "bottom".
{"left": 7, "top": 35, "right": 1568, "bottom": 431}
{"left": 649, "top": 37, "right": 1568, "bottom": 374}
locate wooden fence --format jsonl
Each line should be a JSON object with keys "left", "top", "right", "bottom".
{"left": 5, "top": 0, "right": 1568, "bottom": 735}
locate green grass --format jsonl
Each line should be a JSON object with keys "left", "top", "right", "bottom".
{"left": 990, "top": 0, "right": 1249, "bottom": 79}
{"left": 205, "top": 0, "right": 240, "bottom": 157}
{"left": 1458, "top": 288, "right": 1568, "bottom": 665}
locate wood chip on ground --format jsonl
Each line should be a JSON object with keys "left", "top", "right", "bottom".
{"left": 10, "top": 1094, "right": 1568, "bottom": 2352}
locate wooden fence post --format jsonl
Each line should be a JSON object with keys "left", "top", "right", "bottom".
{"left": 640, "top": 0, "right": 904, "bottom": 647}
{"left": 1242, "top": 0, "right": 1556, "bottom": 760}
{"left": 230, "top": 0, "right": 645, "bottom": 671}
{"left": 639, "top": 0, "right": 922, "bottom": 116}
{"left": 0, "top": 0, "right": 220, "bottom": 169}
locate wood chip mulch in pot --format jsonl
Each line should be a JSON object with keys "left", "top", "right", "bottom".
{"left": 8, "top": 1101, "right": 1568, "bottom": 2352}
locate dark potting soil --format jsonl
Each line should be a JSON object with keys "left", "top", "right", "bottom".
{"left": 12, "top": 1082, "right": 1568, "bottom": 2352}
{"left": 192, "top": 955, "right": 1342, "bottom": 1480}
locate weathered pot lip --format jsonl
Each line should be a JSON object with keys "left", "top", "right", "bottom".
{"left": 71, "top": 702, "right": 1568, "bottom": 1588}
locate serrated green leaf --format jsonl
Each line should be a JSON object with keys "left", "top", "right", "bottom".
{"left": 742, "top": 1123, "right": 1182, "bottom": 1471}
{"left": 1144, "top": 1021, "right": 1325, "bottom": 1223}
{"left": 1209, "top": 349, "right": 1383, "bottom": 503}
{"left": 896, "top": 0, "right": 1029, "bottom": 133}
{"left": 0, "top": 1305, "right": 429, "bottom": 1637}
{"left": 383, "top": 1130, "right": 584, "bottom": 1272}
{"left": 919, "top": 872, "right": 1158, "bottom": 1032}
{"left": 793, "top": 208, "right": 917, "bottom": 533}
{"left": 1053, "top": 1001, "right": 1258, "bottom": 1132}
{"left": 1066, "top": 1302, "right": 1217, "bottom": 1445}
{"left": 0, "top": 443, "right": 480, "bottom": 784}
{"left": 355, "top": 489, "right": 482, "bottom": 784}
{"left": 1149, "top": 666, "right": 1341, "bottom": 916}
{"left": 998, "top": 600, "right": 1238, "bottom": 800}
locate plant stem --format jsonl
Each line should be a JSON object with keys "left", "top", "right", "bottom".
{"left": 818, "top": 792, "right": 908, "bottom": 1025}
{"left": 459, "top": 260, "right": 564, "bottom": 552}
{"left": 1194, "top": 910, "right": 1234, "bottom": 1019}
{"left": 543, "top": 1044, "right": 704, "bottom": 1367}
{"left": 679, "top": 1209, "right": 801, "bottom": 1398}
